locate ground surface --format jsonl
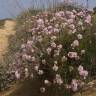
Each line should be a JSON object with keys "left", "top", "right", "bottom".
{"left": 0, "top": 20, "right": 16, "bottom": 62}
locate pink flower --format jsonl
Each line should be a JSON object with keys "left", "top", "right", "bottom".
{"left": 79, "top": 70, "right": 88, "bottom": 79}
{"left": 68, "top": 52, "right": 78, "bottom": 58}
{"left": 46, "top": 47, "right": 52, "bottom": 54}
{"left": 85, "top": 14, "right": 91, "bottom": 24}
{"left": 15, "top": 71, "right": 20, "bottom": 79}
{"left": 69, "top": 14, "right": 75, "bottom": 19}
{"left": 37, "top": 18, "right": 44, "bottom": 25}
{"left": 54, "top": 28, "right": 60, "bottom": 33}
{"left": 71, "top": 79, "right": 78, "bottom": 92}
{"left": 69, "top": 24, "right": 75, "bottom": 30}
{"left": 67, "top": 19, "right": 74, "bottom": 24}
{"left": 78, "top": 65, "right": 88, "bottom": 79}
{"left": 27, "top": 40, "right": 33, "bottom": 48}
{"left": 55, "top": 12, "right": 61, "bottom": 17}
{"left": 77, "top": 11, "right": 84, "bottom": 17}
{"left": 55, "top": 11, "right": 64, "bottom": 17}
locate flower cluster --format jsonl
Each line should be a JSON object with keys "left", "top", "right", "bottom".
{"left": 8, "top": 8, "right": 93, "bottom": 94}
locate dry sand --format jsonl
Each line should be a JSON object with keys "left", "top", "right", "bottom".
{"left": 0, "top": 20, "right": 16, "bottom": 61}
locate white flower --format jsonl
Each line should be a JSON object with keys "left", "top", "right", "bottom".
{"left": 68, "top": 29, "right": 76, "bottom": 35}
{"left": 25, "top": 68, "right": 28, "bottom": 72}
{"left": 66, "top": 11, "right": 72, "bottom": 15}
{"left": 54, "top": 61, "right": 58, "bottom": 64}
{"left": 72, "top": 9, "right": 77, "bottom": 14}
{"left": 52, "top": 65, "right": 58, "bottom": 71}
{"left": 77, "top": 34, "right": 83, "bottom": 39}
{"left": 40, "top": 87, "right": 46, "bottom": 93}
{"left": 56, "top": 78, "right": 63, "bottom": 85}
{"left": 54, "top": 28, "right": 60, "bottom": 33}
{"left": 21, "top": 44, "right": 26, "bottom": 49}
{"left": 31, "top": 49, "right": 34, "bottom": 53}
{"left": 78, "top": 21, "right": 83, "bottom": 26}
{"left": 48, "top": 25, "right": 53, "bottom": 29}
{"left": 68, "top": 52, "right": 78, "bottom": 58}
{"left": 34, "top": 66, "right": 39, "bottom": 71}
{"left": 31, "top": 56, "right": 36, "bottom": 62}
{"left": 38, "top": 70, "right": 44, "bottom": 75}
{"left": 78, "top": 65, "right": 84, "bottom": 72}
{"left": 51, "top": 36, "right": 57, "bottom": 41}
{"left": 62, "top": 56, "right": 67, "bottom": 62}
{"left": 51, "top": 42, "right": 56, "bottom": 48}
{"left": 15, "top": 71, "right": 20, "bottom": 79}
{"left": 55, "top": 74, "right": 63, "bottom": 85}
{"left": 25, "top": 68, "right": 29, "bottom": 78}
{"left": 54, "top": 50, "right": 60, "bottom": 56}
{"left": 46, "top": 47, "right": 52, "bottom": 54}
{"left": 56, "top": 74, "right": 61, "bottom": 79}
{"left": 44, "top": 80, "right": 49, "bottom": 85}
{"left": 71, "top": 40, "right": 79, "bottom": 47}
{"left": 55, "top": 24, "right": 59, "bottom": 28}
{"left": 27, "top": 40, "right": 33, "bottom": 45}
{"left": 57, "top": 44, "right": 63, "bottom": 50}
{"left": 52, "top": 17, "right": 56, "bottom": 21}
{"left": 42, "top": 59, "right": 46, "bottom": 64}
{"left": 69, "top": 24, "right": 75, "bottom": 30}
{"left": 60, "top": 23, "right": 68, "bottom": 28}
{"left": 81, "top": 50, "right": 85, "bottom": 54}
{"left": 25, "top": 55, "right": 31, "bottom": 60}
{"left": 30, "top": 73, "right": 34, "bottom": 78}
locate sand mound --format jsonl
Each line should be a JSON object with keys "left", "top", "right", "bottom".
{"left": 0, "top": 20, "right": 16, "bottom": 60}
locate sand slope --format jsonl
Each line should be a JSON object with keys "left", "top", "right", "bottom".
{"left": 0, "top": 20, "right": 16, "bottom": 60}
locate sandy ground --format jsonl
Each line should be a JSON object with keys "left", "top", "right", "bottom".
{"left": 0, "top": 20, "right": 16, "bottom": 61}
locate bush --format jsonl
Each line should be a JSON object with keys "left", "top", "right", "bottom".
{"left": 6, "top": 7, "right": 96, "bottom": 96}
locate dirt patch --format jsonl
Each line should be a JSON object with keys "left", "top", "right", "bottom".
{"left": 0, "top": 20, "right": 16, "bottom": 61}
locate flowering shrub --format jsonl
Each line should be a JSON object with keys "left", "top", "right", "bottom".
{"left": 6, "top": 8, "right": 96, "bottom": 95}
